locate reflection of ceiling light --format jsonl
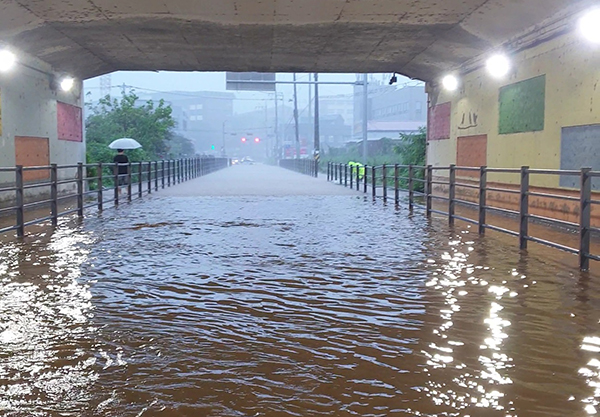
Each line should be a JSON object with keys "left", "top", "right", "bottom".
{"left": 486, "top": 54, "right": 511, "bottom": 78}
{"left": 442, "top": 74, "right": 459, "bottom": 91}
{"left": 580, "top": 9, "right": 600, "bottom": 44}
{"left": 60, "top": 77, "right": 74, "bottom": 92}
{"left": 0, "top": 49, "right": 16, "bottom": 72}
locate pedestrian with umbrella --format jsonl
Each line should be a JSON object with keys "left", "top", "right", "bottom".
{"left": 108, "top": 138, "right": 142, "bottom": 194}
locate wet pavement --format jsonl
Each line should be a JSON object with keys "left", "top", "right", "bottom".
{"left": 2, "top": 165, "right": 600, "bottom": 416}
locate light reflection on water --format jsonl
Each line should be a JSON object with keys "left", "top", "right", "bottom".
{"left": 1, "top": 195, "right": 600, "bottom": 416}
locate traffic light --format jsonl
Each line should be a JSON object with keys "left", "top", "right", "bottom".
{"left": 211, "top": 145, "right": 215, "bottom": 150}
{"left": 254, "top": 137, "right": 260, "bottom": 143}
{"left": 241, "top": 137, "right": 247, "bottom": 143}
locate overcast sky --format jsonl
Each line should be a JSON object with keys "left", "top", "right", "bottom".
{"left": 84, "top": 72, "right": 421, "bottom": 114}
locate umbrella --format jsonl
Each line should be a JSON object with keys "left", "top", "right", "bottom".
{"left": 108, "top": 138, "right": 142, "bottom": 150}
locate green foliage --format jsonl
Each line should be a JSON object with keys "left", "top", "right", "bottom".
{"left": 85, "top": 91, "right": 177, "bottom": 164}
{"left": 324, "top": 138, "right": 405, "bottom": 166}
{"left": 167, "top": 133, "right": 196, "bottom": 158}
{"left": 323, "top": 128, "right": 427, "bottom": 192}
{"left": 394, "top": 127, "right": 427, "bottom": 192}
{"left": 394, "top": 127, "right": 427, "bottom": 167}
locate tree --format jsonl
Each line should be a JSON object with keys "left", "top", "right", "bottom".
{"left": 85, "top": 91, "right": 176, "bottom": 163}
{"left": 395, "top": 127, "right": 426, "bottom": 167}
{"left": 166, "top": 133, "right": 196, "bottom": 158}
{"left": 394, "top": 127, "right": 427, "bottom": 191}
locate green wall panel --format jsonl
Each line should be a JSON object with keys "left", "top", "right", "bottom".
{"left": 498, "top": 75, "right": 545, "bottom": 135}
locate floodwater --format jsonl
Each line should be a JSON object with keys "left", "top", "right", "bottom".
{"left": 1, "top": 193, "right": 600, "bottom": 416}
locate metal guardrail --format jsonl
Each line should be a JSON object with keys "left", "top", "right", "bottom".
{"left": 0, "top": 157, "right": 230, "bottom": 238}
{"left": 327, "top": 162, "right": 599, "bottom": 271}
{"left": 279, "top": 159, "right": 319, "bottom": 177}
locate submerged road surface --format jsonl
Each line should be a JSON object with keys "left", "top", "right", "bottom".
{"left": 1, "top": 164, "right": 600, "bottom": 416}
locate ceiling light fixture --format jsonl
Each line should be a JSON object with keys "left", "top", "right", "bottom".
{"left": 442, "top": 74, "right": 459, "bottom": 91}
{"left": 0, "top": 49, "right": 16, "bottom": 72}
{"left": 486, "top": 54, "right": 511, "bottom": 78}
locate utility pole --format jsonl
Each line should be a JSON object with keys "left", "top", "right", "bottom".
{"left": 362, "top": 73, "right": 368, "bottom": 164}
{"left": 314, "top": 73, "right": 320, "bottom": 158}
{"left": 222, "top": 120, "right": 226, "bottom": 156}
{"left": 274, "top": 92, "right": 279, "bottom": 160}
{"left": 293, "top": 73, "right": 300, "bottom": 158}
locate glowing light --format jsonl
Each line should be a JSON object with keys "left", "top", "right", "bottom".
{"left": 442, "top": 74, "right": 459, "bottom": 91}
{"left": 60, "top": 77, "right": 74, "bottom": 92}
{"left": 241, "top": 137, "right": 247, "bottom": 142}
{"left": 0, "top": 49, "right": 16, "bottom": 72}
{"left": 254, "top": 137, "right": 260, "bottom": 143}
{"left": 580, "top": 9, "right": 600, "bottom": 44}
{"left": 486, "top": 54, "right": 511, "bottom": 78}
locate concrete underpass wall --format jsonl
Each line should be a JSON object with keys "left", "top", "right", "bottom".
{"left": 426, "top": 30, "right": 600, "bottom": 224}
{"left": 0, "top": 51, "right": 85, "bottom": 204}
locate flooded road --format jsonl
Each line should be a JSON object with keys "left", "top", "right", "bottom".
{"left": 2, "top": 176, "right": 600, "bottom": 416}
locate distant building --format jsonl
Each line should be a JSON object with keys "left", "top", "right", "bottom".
{"left": 137, "top": 91, "right": 234, "bottom": 154}
{"left": 283, "top": 115, "right": 352, "bottom": 157}
{"left": 320, "top": 94, "right": 354, "bottom": 127}
{"left": 353, "top": 81, "right": 427, "bottom": 141}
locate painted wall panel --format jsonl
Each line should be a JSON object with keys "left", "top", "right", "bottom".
{"left": 560, "top": 124, "right": 600, "bottom": 190}
{"left": 498, "top": 75, "right": 545, "bottom": 135}
{"left": 57, "top": 102, "right": 83, "bottom": 142}
{"left": 428, "top": 102, "right": 451, "bottom": 141}
{"left": 15, "top": 136, "right": 49, "bottom": 182}
{"left": 457, "top": 135, "right": 487, "bottom": 177}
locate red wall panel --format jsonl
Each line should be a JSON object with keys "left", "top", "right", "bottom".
{"left": 57, "top": 102, "right": 83, "bottom": 142}
{"left": 428, "top": 102, "right": 451, "bottom": 141}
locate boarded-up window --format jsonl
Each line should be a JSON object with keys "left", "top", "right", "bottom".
{"left": 499, "top": 75, "right": 545, "bottom": 135}
{"left": 560, "top": 124, "right": 600, "bottom": 190}
{"left": 457, "top": 135, "right": 487, "bottom": 178}
{"left": 57, "top": 102, "right": 83, "bottom": 142}
{"left": 428, "top": 102, "right": 451, "bottom": 141}
{"left": 15, "top": 136, "right": 50, "bottom": 182}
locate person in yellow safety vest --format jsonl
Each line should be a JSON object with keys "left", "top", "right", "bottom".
{"left": 348, "top": 161, "right": 365, "bottom": 180}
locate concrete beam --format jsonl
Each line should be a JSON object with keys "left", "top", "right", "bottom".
{"left": 0, "top": 0, "right": 595, "bottom": 80}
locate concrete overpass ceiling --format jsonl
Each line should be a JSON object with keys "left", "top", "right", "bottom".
{"left": 0, "top": 0, "right": 594, "bottom": 81}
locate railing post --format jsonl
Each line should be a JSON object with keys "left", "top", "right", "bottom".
{"left": 448, "top": 164, "right": 456, "bottom": 226}
{"left": 519, "top": 166, "right": 530, "bottom": 250}
{"left": 338, "top": 164, "right": 342, "bottom": 184}
{"left": 356, "top": 163, "right": 360, "bottom": 191}
{"left": 315, "top": 158, "right": 319, "bottom": 178}
{"left": 372, "top": 165, "right": 376, "bottom": 199}
{"left": 344, "top": 164, "right": 348, "bottom": 187}
{"left": 408, "top": 165, "right": 414, "bottom": 211}
{"left": 127, "top": 162, "right": 132, "bottom": 201}
{"left": 15, "top": 165, "right": 24, "bottom": 237}
{"left": 394, "top": 164, "right": 399, "bottom": 206}
{"left": 350, "top": 165, "right": 354, "bottom": 189}
{"left": 138, "top": 162, "right": 143, "bottom": 198}
{"left": 148, "top": 162, "right": 152, "bottom": 194}
{"left": 114, "top": 164, "right": 119, "bottom": 206}
{"left": 382, "top": 164, "right": 387, "bottom": 203}
{"left": 327, "top": 162, "right": 330, "bottom": 181}
{"left": 51, "top": 164, "right": 58, "bottom": 225}
{"left": 580, "top": 167, "right": 592, "bottom": 271}
{"left": 426, "top": 165, "right": 433, "bottom": 217}
{"left": 478, "top": 166, "right": 487, "bottom": 235}
{"left": 167, "top": 160, "right": 171, "bottom": 186}
{"left": 77, "top": 162, "right": 84, "bottom": 218}
{"left": 155, "top": 161, "right": 159, "bottom": 191}
{"left": 364, "top": 165, "right": 368, "bottom": 193}
{"left": 97, "top": 163, "right": 103, "bottom": 212}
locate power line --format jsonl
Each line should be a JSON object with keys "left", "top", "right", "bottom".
{"left": 85, "top": 85, "right": 279, "bottom": 101}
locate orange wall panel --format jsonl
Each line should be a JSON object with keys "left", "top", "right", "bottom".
{"left": 457, "top": 135, "right": 487, "bottom": 177}
{"left": 15, "top": 136, "right": 50, "bottom": 181}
